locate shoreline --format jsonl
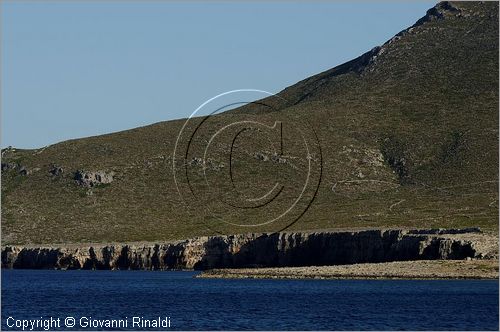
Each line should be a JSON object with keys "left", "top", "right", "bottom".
{"left": 198, "top": 260, "right": 499, "bottom": 280}
{"left": 2, "top": 229, "right": 498, "bottom": 271}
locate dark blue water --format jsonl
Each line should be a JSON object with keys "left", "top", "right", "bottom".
{"left": 1, "top": 270, "right": 498, "bottom": 330}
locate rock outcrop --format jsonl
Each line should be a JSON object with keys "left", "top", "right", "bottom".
{"left": 73, "top": 170, "right": 114, "bottom": 187}
{"left": 1, "top": 162, "right": 31, "bottom": 176}
{"left": 2, "top": 229, "right": 496, "bottom": 270}
{"left": 49, "top": 164, "right": 64, "bottom": 177}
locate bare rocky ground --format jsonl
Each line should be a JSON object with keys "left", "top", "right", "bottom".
{"left": 198, "top": 259, "right": 499, "bottom": 280}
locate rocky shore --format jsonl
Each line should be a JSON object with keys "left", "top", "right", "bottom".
{"left": 2, "top": 228, "right": 497, "bottom": 271}
{"left": 198, "top": 260, "right": 499, "bottom": 280}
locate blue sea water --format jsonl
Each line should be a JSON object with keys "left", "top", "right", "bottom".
{"left": 1, "top": 270, "right": 498, "bottom": 331}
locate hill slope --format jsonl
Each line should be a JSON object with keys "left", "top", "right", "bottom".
{"left": 2, "top": 1, "right": 498, "bottom": 245}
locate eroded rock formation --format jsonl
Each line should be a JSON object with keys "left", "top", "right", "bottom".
{"left": 1, "top": 229, "right": 496, "bottom": 270}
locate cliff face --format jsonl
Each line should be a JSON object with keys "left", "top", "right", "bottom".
{"left": 1, "top": 229, "right": 496, "bottom": 270}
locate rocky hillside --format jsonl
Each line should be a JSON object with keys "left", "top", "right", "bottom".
{"left": 1, "top": 2, "right": 498, "bottom": 244}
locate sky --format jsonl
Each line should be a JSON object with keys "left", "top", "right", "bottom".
{"left": 1, "top": 1, "right": 435, "bottom": 149}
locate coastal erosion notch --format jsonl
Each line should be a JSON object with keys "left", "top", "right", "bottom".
{"left": 2, "top": 229, "right": 496, "bottom": 270}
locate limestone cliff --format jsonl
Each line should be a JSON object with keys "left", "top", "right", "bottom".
{"left": 2, "top": 229, "right": 497, "bottom": 270}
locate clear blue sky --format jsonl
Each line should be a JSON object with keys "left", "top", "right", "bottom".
{"left": 1, "top": 1, "right": 434, "bottom": 149}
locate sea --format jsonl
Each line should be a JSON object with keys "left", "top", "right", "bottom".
{"left": 1, "top": 270, "right": 498, "bottom": 330}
